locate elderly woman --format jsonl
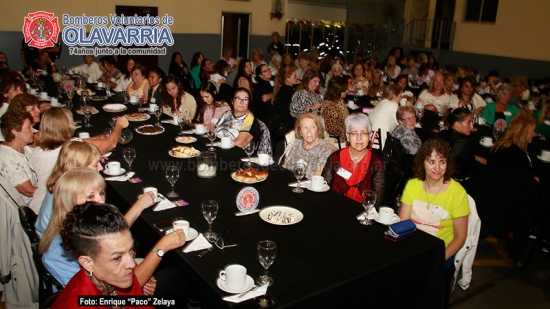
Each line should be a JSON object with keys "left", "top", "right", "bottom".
{"left": 161, "top": 75, "right": 197, "bottom": 123}
{"left": 215, "top": 88, "right": 262, "bottom": 149}
{"left": 269, "top": 54, "right": 282, "bottom": 76}
{"left": 448, "top": 76, "right": 486, "bottom": 113}
{"left": 252, "top": 48, "right": 267, "bottom": 73}
{"left": 367, "top": 70, "right": 386, "bottom": 98}
{"left": 480, "top": 83, "right": 520, "bottom": 126}
{"left": 283, "top": 113, "right": 333, "bottom": 179}
{"left": 417, "top": 73, "right": 451, "bottom": 112}
{"left": 127, "top": 64, "right": 150, "bottom": 101}
{"left": 295, "top": 52, "right": 311, "bottom": 80}
{"left": 398, "top": 138, "right": 470, "bottom": 268}
{"left": 196, "top": 82, "right": 231, "bottom": 127}
{"left": 0, "top": 108, "right": 37, "bottom": 206}
{"left": 350, "top": 62, "right": 370, "bottom": 94}
{"left": 51, "top": 202, "right": 185, "bottom": 308}
{"left": 98, "top": 56, "right": 122, "bottom": 89}
{"left": 322, "top": 113, "right": 384, "bottom": 203}
{"left": 534, "top": 97, "right": 550, "bottom": 137}
{"left": 290, "top": 69, "right": 325, "bottom": 118}
{"left": 368, "top": 84, "right": 403, "bottom": 147}
{"left": 391, "top": 106, "right": 422, "bottom": 155}
{"left": 321, "top": 76, "right": 349, "bottom": 143}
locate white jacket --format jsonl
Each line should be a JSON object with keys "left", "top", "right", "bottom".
{"left": 453, "top": 195, "right": 481, "bottom": 290}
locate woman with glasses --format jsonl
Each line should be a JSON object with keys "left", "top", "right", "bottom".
{"left": 214, "top": 88, "right": 262, "bottom": 148}
{"left": 252, "top": 64, "right": 274, "bottom": 123}
{"left": 391, "top": 105, "right": 422, "bottom": 155}
{"left": 322, "top": 113, "right": 384, "bottom": 203}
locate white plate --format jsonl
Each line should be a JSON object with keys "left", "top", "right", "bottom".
{"left": 374, "top": 214, "right": 400, "bottom": 226}
{"left": 125, "top": 113, "right": 151, "bottom": 122}
{"left": 537, "top": 155, "right": 550, "bottom": 163}
{"left": 219, "top": 143, "right": 235, "bottom": 149}
{"left": 231, "top": 172, "right": 268, "bottom": 184}
{"left": 38, "top": 96, "right": 51, "bottom": 101}
{"left": 242, "top": 157, "right": 275, "bottom": 166}
{"left": 259, "top": 206, "right": 303, "bottom": 225}
{"left": 168, "top": 149, "right": 200, "bottom": 159}
{"left": 195, "top": 130, "right": 207, "bottom": 136}
{"left": 103, "top": 104, "right": 127, "bottom": 113}
{"left": 306, "top": 184, "right": 330, "bottom": 193}
{"left": 135, "top": 125, "right": 165, "bottom": 135}
{"left": 479, "top": 141, "right": 493, "bottom": 148}
{"left": 175, "top": 136, "right": 197, "bottom": 144}
{"left": 217, "top": 275, "right": 254, "bottom": 294}
{"left": 186, "top": 228, "right": 199, "bottom": 241}
{"left": 102, "top": 168, "right": 126, "bottom": 176}
{"left": 91, "top": 95, "right": 108, "bottom": 101}
{"left": 76, "top": 108, "right": 99, "bottom": 115}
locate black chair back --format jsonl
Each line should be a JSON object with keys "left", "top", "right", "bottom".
{"left": 371, "top": 128, "right": 382, "bottom": 150}
{"left": 382, "top": 160, "right": 406, "bottom": 210}
{"left": 382, "top": 131, "right": 406, "bottom": 165}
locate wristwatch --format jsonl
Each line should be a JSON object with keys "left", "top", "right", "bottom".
{"left": 152, "top": 247, "right": 164, "bottom": 257}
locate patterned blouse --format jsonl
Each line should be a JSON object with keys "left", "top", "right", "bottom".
{"left": 285, "top": 138, "right": 333, "bottom": 179}
{"left": 290, "top": 88, "right": 325, "bottom": 118}
{"left": 0, "top": 145, "right": 37, "bottom": 205}
{"left": 202, "top": 102, "right": 231, "bottom": 125}
{"left": 391, "top": 124, "right": 422, "bottom": 155}
{"left": 321, "top": 99, "right": 349, "bottom": 141}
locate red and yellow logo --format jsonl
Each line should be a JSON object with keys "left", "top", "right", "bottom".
{"left": 23, "top": 11, "right": 59, "bottom": 48}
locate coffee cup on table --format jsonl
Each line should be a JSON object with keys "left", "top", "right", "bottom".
{"left": 218, "top": 264, "right": 247, "bottom": 290}
{"left": 29, "top": 88, "right": 37, "bottom": 95}
{"left": 50, "top": 98, "right": 58, "bottom": 106}
{"left": 39, "top": 92, "right": 48, "bottom": 99}
{"left": 129, "top": 96, "right": 137, "bottom": 103}
{"left": 378, "top": 207, "right": 395, "bottom": 224}
{"left": 478, "top": 117, "right": 486, "bottom": 125}
{"left": 258, "top": 153, "right": 270, "bottom": 165}
{"left": 221, "top": 136, "right": 232, "bottom": 149}
{"left": 195, "top": 124, "right": 206, "bottom": 134}
{"left": 149, "top": 103, "right": 157, "bottom": 113}
{"left": 480, "top": 136, "right": 493, "bottom": 147}
{"left": 143, "top": 187, "right": 158, "bottom": 200}
{"left": 310, "top": 175, "right": 328, "bottom": 190}
{"left": 78, "top": 132, "right": 90, "bottom": 139}
{"left": 541, "top": 149, "right": 550, "bottom": 162}
{"left": 172, "top": 220, "right": 190, "bottom": 238}
{"left": 357, "top": 89, "right": 364, "bottom": 96}
{"left": 105, "top": 161, "right": 122, "bottom": 175}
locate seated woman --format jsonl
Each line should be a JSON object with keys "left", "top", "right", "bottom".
{"left": 321, "top": 76, "right": 349, "bottom": 144}
{"left": 190, "top": 52, "right": 204, "bottom": 89}
{"left": 269, "top": 54, "right": 282, "bottom": 76}
{"left": 252, "top": 64, "right": 274, "bottom": 123}
{"left": 147, "top": 67, "right": 165, "bottom": 105}
{"left": 290, "top": 69, "right": 325, "bottom": 118}
{"left": 161, "top": 75, "right": 197, "bottom": 123}
{"left": 272, "top": 67, "right": 298, "bottom": 136}
{"left": 1, "top": 75, "right": 26, "bottom": 141}
{"left": 283, "top": 113, "right": 333, "bottom": 179}
{"left": 168, "top": 52, "right": 191, "bottom": 91}
{"left": 51, "top": 203, "right": 174, "bottom": 308}
{"left": 533, "top": 97, "right": 550, "bottom": 137}
{"left": 368, "top": 84, "right": 403, "bottom": 147}
{"left": 40, "top": 168, "right": 181, "bottom": 292}
{"left": 233, "top": 59, "right": 254, "bottom": 95}
{"left": 115, "top": 57, "right": 135, "bottom": 91}
{"left": 367, "top": 70, "right": 386, "bottom": 98}
{"left": 99, "top": 55, "right": 123, "bottom": 90}
{"left": 31, "top": 50, "right": 57, "bottom": 75}
{"left": 444, "top": 73, "right": 457, "bottom": 96}
{"left": 391, "top": 105, "right": 422, "bottom": 156}
{"left": 384, "top": 55, "right": 401, "bottom": 81}
{"left": 127, "top": 64, "right": 150, "bottom": 101}
{"left": 480, "top": 83, "right": 520, "bottom": 126}
{"left": 322, "top": 113, "right": 385, "bottom": 203}
{"left": 350, "top": 62, "right": 371, "bottom": 94}
{"left": 196, "top": 82, "right": 231, "bottom": 127}
{"left": 398, "top": 138, "right": 470, "bottom": 269}
{"left": 448, "top": 76, "right": 486, "bottom": 113}
{"left": 214, "top": 87, "right": 262, "bottom": 149}
{"left": 416, "top": 73, "right": 451, "bottom": 113}
{"left": 0, "top": 108, "right": 37, "bottom": 206}
{"left": 199, "top": 58, "right": 215, "bottom": 86}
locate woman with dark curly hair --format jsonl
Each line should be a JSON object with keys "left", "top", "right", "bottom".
{"left": 398, "top": 138, "right": 470, "bottom": 268}
{"left": 161, "top": 75, "right": 197, "bottom": 123}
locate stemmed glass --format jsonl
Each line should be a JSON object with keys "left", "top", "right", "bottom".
{"left": 293, "top": 162, "right": 306, "bottom": 193}
{"left": 360, "top": 190, "right": 377, "bottom": 226}
{"left": 105, "top": 82, "right": 111, "bottom": 96}
{"left": 207, "top": 130, "right": 217, "bottom": 151}
{"left": 122, "top": 91, "right": 129, "bottom": 104}
{"left": 165, "top": 164, "right": 180, "bottom": 198}
{"left": 123, "top": 148, "right": 136, "bottom": 173}
{"left": 66, "top": 90, "right": 74, "bottom": 110}
{"left": 57, "top": 83, "right": 64, "bottom": 99}
{"left": 154, "top": 106, "right": 163, "bottom": 127}
{"left": 257, "top": 240, "right": 277, "bottom": 286}
{"left": 201, "top": 200, "right": 219, "bottom": 242}
{"left": 37, "top": 80, "right": 45, "bottom": 93}
{"left": 493, "top": 126, "right": 504, "bottom": 140}
{"left": 83, "top": 107, "right": 93, "bottom": 127}
{"left": 243, "top": 141, "right": 255, "bottom": 166}
{"left": 176, "top": 116, "right": 185, "bottom": 135}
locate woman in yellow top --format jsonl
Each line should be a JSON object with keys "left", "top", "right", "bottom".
{"left": 161, "top": 75, "right": 197, "bottom": 124}
{"left": 127, "top": 64, "right": 150, "bottom": 101}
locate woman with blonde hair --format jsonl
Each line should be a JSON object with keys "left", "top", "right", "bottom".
{"left": 533, "top": 97, "right": 550, "bottom": 137}
{"left": 416, "top": 72, "right": 451, "bottom": 112}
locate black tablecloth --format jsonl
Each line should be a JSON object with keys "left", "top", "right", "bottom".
{"left": 75, "top": 94, "right": 446, "bottom": 308}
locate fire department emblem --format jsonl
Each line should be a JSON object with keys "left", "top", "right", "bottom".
{"left": 22, "top": 11, "right": 59, "bottom": 48}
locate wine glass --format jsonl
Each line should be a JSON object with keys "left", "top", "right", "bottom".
{"left": 123, "top": 148, "right": 136, "bottom": 173}
{"left": 177, "top": 116, "right": 185, "bottom": 135}
{"left": 105, "top": 82, "right": 111, "bottom": 96}
{"left": 37, "top": 80, "right": 45, "bottom": 93}
{"left": 257, "top": 240, "right": 277, "bottom": 286}
{"left": 122, "top": 91, "right": 129, "bottom": 104}
{"left": 293, "top": 162, "right": 306, "bottom": 193}
{"left": 360, "top": 190, "right": 377, "bottom": 226}
{"left": 154, "top": 106, "right": 163, "bottom": 126}
{"left": 83, "top": 106, "right": 93, "bottom": 127}
{"left": 207, "top": 130, "right": 217, "bottom": 151}
{"left": 165, "top": 164, "right": 180, "bottom": 198}
{"left": 57, "top": 83, "right": 64, "bottom": 99}
{"left": 493, "top": 126, "right": 504, "bottom": 140}
{"left": 201, "top": 200, "right": 218, "bottom": 242}
{"left": 119, "top": 128, "right": 133, "bottom": 145}
{"left": 65, "top": 90, "right": 74, "bottom": 110}
{"left": 243, "top": 141, "right": 255, "bottom": 166}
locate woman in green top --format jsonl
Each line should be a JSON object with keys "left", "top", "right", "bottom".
{"left": 190, "top": 52, "right": 204, "bottom": 89}
{"left": 533, "top": 97, "right": 550, "bottom": 137}
{"left": 480, "top": 83, "right": 520, "bottom": 126}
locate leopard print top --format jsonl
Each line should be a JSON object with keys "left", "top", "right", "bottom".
{"left": 321, "top": 99, "right": 349, "bottom": 142}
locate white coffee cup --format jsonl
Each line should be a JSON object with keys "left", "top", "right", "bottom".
{"left": 357, "top": 89, "right": 364, "bottom": 96}
{"left": 50, "top": 98, "right": 58, "bottom": 106}
{"left": 149, "top": 103, "right": 157, "bottom": 113}
{"left": 258, "top": 153, "right": 270, "bottom": 165}
{"left": 105, "top": 161, "right": 122, "bottom": 175}
{"left": 173, "top": 115, "right": 179, "bottom": 125}
{"left": 310, "top": 175, "right": 328, "bottom": 190}
{"left": 29, "top": 88, "right": 37, "bottom": 95}
{"left": 78, "top": 132, "right": 90, "bottom": 139}
{"left": 218, "top": 264, "right": 247, "bottom": 290}
{"left": 347, "top": 100, "right": 355, "bottom": 108}
{"left": 378, "top": 207, "right": 395, "bottom": 224}
{"left": 221, "top": 136, "right": 232, "bottom": 149}
{"left": 129, "top": 96, "right": 138, "bottom": 103}
{"left": 541, "top": 149, "right": 550, "bottom": 161}
{"left": 480, "top": 136, "right": 493, "bottom": 147}
{"left": 172, "top": 220, "right": 190, "bottom": 238}
{"left": 143, "top": 187, "right": 158, "bottom": 200}
{"left": 269, "top": 80, "right": 274, "bottom": 87}
{"left": 39, "top": 92, "right": 48, "bottom": 99}
{"left": 478, "top": 117, "right": 486, "bottom": 125}
{"left": 88, "top": 77, "right": 94, "bottom": 83}
{"left": 195, "top": 124, "right": 206, "bottom": 134}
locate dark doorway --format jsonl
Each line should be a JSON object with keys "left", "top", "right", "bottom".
{"left": 115, "top": 6, "right": 159, "bottom": 72}
{"left": 432, "top": 0, "right": 455, "bottom": 50}
{"left": 221, "top": 13, "right": 250, "bottom": 59}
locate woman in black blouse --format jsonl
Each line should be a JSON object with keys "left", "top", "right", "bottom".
{"left": 168, "top": 52, "right": 191, "bottom": 91}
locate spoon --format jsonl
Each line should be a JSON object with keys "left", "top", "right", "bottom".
{"left": 237, "top": 285, "right": 260, "bottom": 298}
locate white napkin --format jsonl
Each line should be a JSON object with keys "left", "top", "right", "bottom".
{"left": 223, "top": 284, "right": 268, "bottom": 303}
{"left": 153, "top": 198, "right": 176, "bottom": 211}
{"left": 288, "top": 180, "right": 311, "bottom": 187}
{"left": 104, "top": 172, "right": 134, "bottom": 182}
{"left": 356, "top": 207, "right": 378, "bottom": 221}
{"left": 182, "top": 233, "right": 212, "bottom": 253}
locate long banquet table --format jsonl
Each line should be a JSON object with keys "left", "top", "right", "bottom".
{"left": 71, "top": 91, "right": 446, "bottom": 308}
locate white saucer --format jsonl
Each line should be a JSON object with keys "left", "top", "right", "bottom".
{"left": 186, "top": 228, "right": 198, "bottom": 241}
{"left": 220, "top": 143, "right": 235, "bottom": 149}
{"left": 195, "top": 131, "right": 207, "bottom": 136}
{"left": 479, "top": 141, "right": 493, "bottom": 148}
{"left": 38, "top": 96, "right": 51, "bottom": 101}
{"left": 216, "top": 275, "right": 254, "bottom": 294}
{"left": 374, "top": 214, "right": 400, "bottom": 226}
{"left": 102, "top": 168, "right": 126, "bottom": 176}
{"left": 306, "top": 184, "right": 330, "bottom": 192}
{"left": 537, "top": 155, "right": 550, "bottom": 163}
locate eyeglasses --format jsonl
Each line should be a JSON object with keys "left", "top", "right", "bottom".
{"left": 261, "top": 69, "right": 270, "bottom": 74}
{"left": 401, "top": 116, "right": 416, "bottom": 122}
{"left": 347, "top": 132, "right": 369, "bottom": 139}
{"left": 234, "top": 97, "right": 249, "bottom": 103}
{"left": 214, "top": 236, "right": 240, "bottom": 249}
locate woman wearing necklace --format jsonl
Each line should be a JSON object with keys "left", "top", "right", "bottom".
{"left": 398, "top": 138, "right": 470, "bottom": 269}
{"left": 322, "top": 113, "right": 384, "bottom": 203}
{"left": 448, "top": 76, "right": 486, "bottom": 113}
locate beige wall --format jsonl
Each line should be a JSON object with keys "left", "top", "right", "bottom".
{"left": 287, "top": 2, "right": 346, "bottom": 21}
{"left": 451, "top": 0, "right": 550, "bottom": 61}
{"left": 403, "top": 0, "right": 430, "bottom": 24}
{"left": 2, "top": 0, "right": 286, "bottom": 35}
